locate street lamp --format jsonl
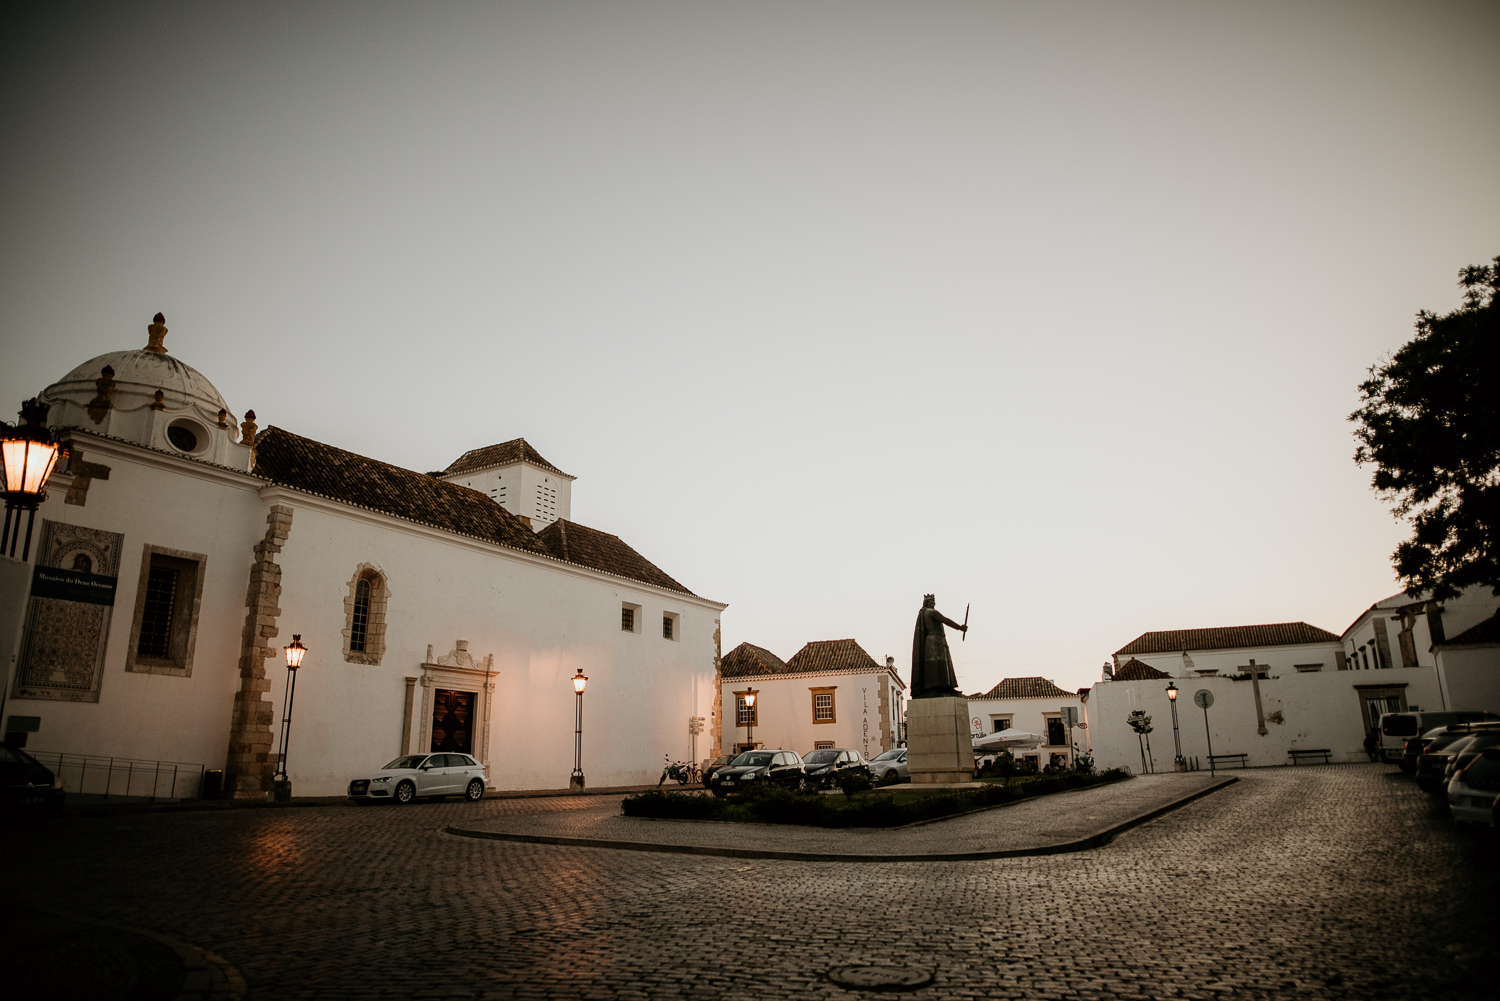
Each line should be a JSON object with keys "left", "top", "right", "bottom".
{"left": 570, "top": 669, "right": 588, "bottom": 792}
{"left": 1166, "top": 682, "right": 1185, "bottom": 771}
{"left": 744, "top": 691, "right": 757, "bottom": 751}
{"left": 272, "top": 635, "right": 307, "bottom": 801}
{"left": 1, "top": 399, "right": 67, "bottom": 561}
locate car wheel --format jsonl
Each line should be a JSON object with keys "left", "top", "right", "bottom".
{"left": 465, "top": 779, "right": 484, "bottom": 802}
{"left": 394, "top": 780, "right": 415, "bottom": 804}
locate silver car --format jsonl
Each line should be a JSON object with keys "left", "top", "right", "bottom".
{"left": 348, "top": 753, "right": 488, "bottom": 804}
{"left": 869, "top": 748, "right": 909, "bottom": 784}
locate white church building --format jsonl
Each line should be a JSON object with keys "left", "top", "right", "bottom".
{"left": 0, "top": 314, "right": 726, "bottom": 798}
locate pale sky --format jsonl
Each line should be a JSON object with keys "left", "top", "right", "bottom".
{"left": 3, "top": 1, "right": 1497, "bottom": 695}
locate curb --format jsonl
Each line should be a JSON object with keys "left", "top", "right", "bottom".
{"left": 444, "top": 776, "right": 1238, "bottom": 863}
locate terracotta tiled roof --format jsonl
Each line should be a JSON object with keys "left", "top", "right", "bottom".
{"left": 1442, "top": 612, "right": 1500, "bottom": 647}
{"left": 1114, "top": 622, "right": 1340, "bottom": 656}
{"left": 536, "top": 520, "right": 693, "bottom": 596}
{"left": 254, "top": 427, "right": 551, "bottom": 556}
{"left": 443, "top": 438, "right": 570, "bottom": 478}
{"left": 721, "top": 642, "right": 790, "bottom": 680}
{"left": 975, "top": 676, "right": 1074, "bottom": 699}
{"left": 786, "top": 639, "right": 883, "bottom": 675}
{"left": 1112, "top": 658, "right": 1173, "bottom": 681}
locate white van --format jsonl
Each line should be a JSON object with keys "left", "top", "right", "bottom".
{"left": 1379, "top": 710, "right": 1500, "bottom": 770}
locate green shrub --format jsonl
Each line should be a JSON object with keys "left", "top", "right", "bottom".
{"left": 839, "top": 771, "right": 874, "bottom": 797}
{"left": 620, "top": 788, "right": 718, "bottom": 819}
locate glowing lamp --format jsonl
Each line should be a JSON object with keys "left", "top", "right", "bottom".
{"left": 572, "top": 669, "right": 588, "bottom": 694}
{"left": 1166, "top": 682, "right": 1179, "bottom": 701}
{"left": 285, "top": 635, "right": 308, "bottom": 670}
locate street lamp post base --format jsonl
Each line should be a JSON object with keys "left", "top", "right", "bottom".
{"left": 272, "top": 779, "right": 292, "bottom": 802}
{"left": 568, "top": 774, "right": 586, "bottom": 793}
{"left": 1174, "top": 760, "right": 1187, "bottom": 773}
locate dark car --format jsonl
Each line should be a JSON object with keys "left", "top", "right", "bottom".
{"left": 1443, "top": 731, "right": 1500, "bottom": 784}
{"left": 800, "top": 748, "right": 870, "bottom": 789}
{"left": 1415, "top": 723, "right": 1500, "bottom": 793}
{"left": 707, "top": 750, "right": 805, "bottom": 797}
{"left": 1, "top": 744, "right": 66, "bottom": 820}
{"left": 701, "top": 755, "right": 736, "bottom": 788}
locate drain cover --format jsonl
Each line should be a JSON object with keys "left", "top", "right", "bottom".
{"left": 827, "top": 964, "right": 934, "bottom": 992}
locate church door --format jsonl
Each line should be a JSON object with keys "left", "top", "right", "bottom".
{"left": 430, "top": 689, "right": 475, "bottom": 753}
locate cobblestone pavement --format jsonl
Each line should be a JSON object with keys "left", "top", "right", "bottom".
{"left": 4, "top": 763, "right": 1494, "bottom": 1000}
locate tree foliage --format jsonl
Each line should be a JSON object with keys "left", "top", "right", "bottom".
{"left": 1351, "top": 257, "right": 1500, "bottom": 599}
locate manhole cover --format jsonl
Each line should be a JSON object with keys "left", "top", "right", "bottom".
{"left": 827, "top": 964, "right": 934, "bottom": 992}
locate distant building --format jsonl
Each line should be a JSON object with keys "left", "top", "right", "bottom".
{"left": 965, "top": 676, "right": 1088, "bottom": 768}
{"left": 718, "top": 639, "right": 904, "bottom": 762}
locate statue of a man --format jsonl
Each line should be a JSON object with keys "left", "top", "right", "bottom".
{"left": 910, "top": 594, "right": 967, "bottom": 699}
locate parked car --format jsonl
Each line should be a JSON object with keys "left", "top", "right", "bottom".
{"left": 1443, "top": 731, "right": 1500, "bottom": 784}
{"left": 348, "top": 752, "right": 488, "bottom": 804}
{"left": 869, "top": 748, "right": 909, "bottom": 784}
{"left": 701, "top": 755, "right": 736, "bottom": 787}
{"left": 1380, "top": 710, "right": 1500, "bottom": 771}
{"left": 707, "top": 750, "right": 805, "bottom": 796}
{"left": 1448, "top": 747, "right": 1500, "bottom": 827}
{"left": 0, "top": 744, "right": 66, "bottom": 821}
{"left": 1415, "top": 724, "right": 1500, "bottom": 794}
{"left": 801, "top": 748, "right": 871, "bottom": 788}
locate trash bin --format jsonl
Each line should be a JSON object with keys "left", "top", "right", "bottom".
{"left": 202, "top": 769, "right": 224, "bottom": 799}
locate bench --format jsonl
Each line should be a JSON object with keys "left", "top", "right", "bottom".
{"left": 1288, "top": 748, "right": 1332, "bottom": 765}
{"left": 1207, "top": 753, "right": 1248, "bottom": 769}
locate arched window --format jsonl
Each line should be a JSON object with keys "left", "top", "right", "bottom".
{"left": 350, "top": 578, "right": 372, "bottom": 652}
{"left": 343, "top": 565, "right": 390, "bottom": 665}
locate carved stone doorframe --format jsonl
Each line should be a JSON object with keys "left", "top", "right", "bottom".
{"left": 415, "top": 640, "right": 495, "bottom": 768}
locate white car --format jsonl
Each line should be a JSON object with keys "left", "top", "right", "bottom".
{"left": 1447, "top": 748, "right": 1500, "bottom": 827}
{"left": 869, "top": 748, "right": 909, "bottom": 784}
{"left": 348, "top": 753, "right": 488, "bottom": 804}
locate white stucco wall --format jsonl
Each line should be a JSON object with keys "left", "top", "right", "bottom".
{"left": 1087, "top": 666, "right": 1446, "bottom": 771}
{"left": 7, "top": 434, "right": 724, "bottom": 796}
{"left": 1119, "top": 641, "right": 1346, "bottom": 680}
{"left": 448, "top": 462, "right": 573, "bottom": 528}
{"left": 1434, "top": 645, "right": 1500, "bottom": 713}
{"left": 720, "top": 671, "right": 900, "bottom": 761}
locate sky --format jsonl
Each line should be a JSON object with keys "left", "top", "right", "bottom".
{"left": 2, "top": 1, "right": 1497, "bottom": 695}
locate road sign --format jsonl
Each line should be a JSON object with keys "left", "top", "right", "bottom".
{"left": 1060, "top": 707, "right": 1079, "bottom": 725}
{"left": 1193, "top": 690, "right": 1215, "bottom": 710}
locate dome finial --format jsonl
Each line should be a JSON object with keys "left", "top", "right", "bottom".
{"left": 145, "top": 313, "right": 168, "bottom": 355}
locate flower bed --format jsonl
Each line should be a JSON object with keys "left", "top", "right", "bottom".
{"left": 621, "top": 769, "right": 1130, "bottom": 828}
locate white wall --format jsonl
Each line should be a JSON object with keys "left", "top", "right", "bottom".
{"left": 1087, "top": 666, "right": 1446, "bottom": 771}
{"left": 1121, "top": 641, "right": 1345, "bottom": 680}
{"left": 720, "top": 671, "right": 899, "bottom": 761}
{"left": 1435, "top": 645, "right": 1500, "bottom": 713}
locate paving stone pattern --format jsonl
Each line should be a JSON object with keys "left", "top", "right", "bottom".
{"left": 4, "top": 764, "right": 1494, "bottom": 1000}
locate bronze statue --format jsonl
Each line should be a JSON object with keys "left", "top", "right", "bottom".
{"left": 910, "top": 594, "right": 967, "bottom": 698}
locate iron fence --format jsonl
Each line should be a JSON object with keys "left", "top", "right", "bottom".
{"left": 27, "top": 751, "right": 205, "bottom": 802}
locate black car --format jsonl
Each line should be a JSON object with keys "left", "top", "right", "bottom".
{"left": 800, "top": 748, "right": 870, "bottom": 789}
{"left": 1415, "top": 723, "right": 1500, "bottom": 793}
{"left": 707, "top": 750, "right": 805, "bottom": 797}
{"left": 701, "top": 755, "right": 736, "bottom": 788}
{"left": 1, "top": 744, "right": 66, "bottom": 820}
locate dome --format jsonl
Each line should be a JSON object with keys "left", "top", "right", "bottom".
{"left": 41, "top": 316, "right": 231, "bottom": 420}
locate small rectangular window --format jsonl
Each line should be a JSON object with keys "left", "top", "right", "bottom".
{"left": 663, "top": 615, "right": 673, "bottom": 639}
{"left": 137, "top": 565, "right": 179, "bottom": 658}
{"left": 812, "top": 691, "right": 834, "bottom": 722}
{"left": 814, "top": 740, "right": 834, "bottom": 750}
{"left": 736, "top": 695, "right": 757, "bottom": 726}
{"left": 126, "top": 546, "right": 207, "bottom": 677}
{"left": 622, "top": 607, "right": 635, "bottom": 631}
{"left": 662, "top": 611, "right": 680, "bottom": 641}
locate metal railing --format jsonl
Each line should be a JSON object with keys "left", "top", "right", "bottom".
{"left": 26, "top": 751, "right": 205, "bottom": 802}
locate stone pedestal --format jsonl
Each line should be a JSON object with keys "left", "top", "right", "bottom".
{"left": 906, "top": 696, "right": 972, "bottom": 783}
{"left": 569, "top": 775, "right": 586, "bottom": 793}
{"left": 271, "top": 779, "right": 291, "bottom": 802}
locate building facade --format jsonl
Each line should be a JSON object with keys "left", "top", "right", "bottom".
{"left": 965, "top": 676, "right": 1089, "bottom": 768}
{"left": 2, "top": 316, "right": 726, "bottom": 797}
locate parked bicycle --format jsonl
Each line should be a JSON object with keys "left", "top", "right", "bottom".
{"left": 658, "top": 754, "right": 699, "bottom": 786}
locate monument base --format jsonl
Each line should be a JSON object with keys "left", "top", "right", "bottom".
{"left": 906, "top": 695, "right": 972, "bottom": 783}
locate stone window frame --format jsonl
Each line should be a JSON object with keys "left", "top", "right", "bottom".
{"left": 734, "top": 689, "right": 758, "bottom": 727}
{"left": 1043, "top": 712, "right": 1066, "bottom": 747}
{"left": 124, "top": 544, "right": 208, "bottom": 678}
{"left": 810, "top": 686, "right": 837, "bottom": 724}
{"left": 342, "top": 564, "right": 390, "bottom": 666}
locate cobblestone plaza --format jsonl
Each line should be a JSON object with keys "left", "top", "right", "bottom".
{"left": 4, "top": 764, "right": 1494, "bottom": 1000}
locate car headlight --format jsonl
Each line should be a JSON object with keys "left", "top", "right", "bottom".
{"left": 372, "top": 776, "right": 392, "bottom": 783}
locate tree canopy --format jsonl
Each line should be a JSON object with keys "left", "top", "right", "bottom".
{"left": 1351, "top": 257, "right": 1499, "bottom": 599}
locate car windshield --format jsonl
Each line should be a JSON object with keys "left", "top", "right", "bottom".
{"left": 872, "top": 749, "right": 903, "bottom": 761}
{"left": 731, "top": 752, "right": 774, "bottom": 767}
{"left": 804, "top": 751, "right": 838, "bottom": 764}
{"left": 382, "top": 755, "right": 429, "bottom": 770}
{"left": 0, "top": 745, "right": 41, "bottom": 766}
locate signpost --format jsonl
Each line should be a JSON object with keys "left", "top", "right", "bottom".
{"left": 1194, "top": 689, "right": 1216, "bottom": 775}
{"left": 1061, "top": 706, "right": 1079, "bottom": 768}
{"left": 1127, "top": 710, "right": 1154, "bottom": 773}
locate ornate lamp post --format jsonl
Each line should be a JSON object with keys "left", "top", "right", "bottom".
{"left": 1, "top": 399, "right": 67, "bottom": 561}
{"left": 1166, "top": 682, "right": 1185, "bottom": 771}
{"left": 570, "top": 668, "right": 588, "bottom": 792}
{"left": 744, "top": 690, "right": 757, "bottom": 751}
{"left": 272, "top": 635, "right": 307, "bottom": 801}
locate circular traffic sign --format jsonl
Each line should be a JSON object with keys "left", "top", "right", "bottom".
{"left": 1193, "top": 689, "right": 1215, "bottom": 709}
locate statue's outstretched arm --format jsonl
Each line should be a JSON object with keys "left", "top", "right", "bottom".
{"left": 936, "top": 613, "right": 967, "bottom": 632}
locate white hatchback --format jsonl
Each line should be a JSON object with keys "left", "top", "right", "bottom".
{"left": 348, "top": 753, "right": 488, "bottom": 804}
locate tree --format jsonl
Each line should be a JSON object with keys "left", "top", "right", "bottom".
{"left": 1350, "top": 256, "right": 1499, "bottom": 599}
